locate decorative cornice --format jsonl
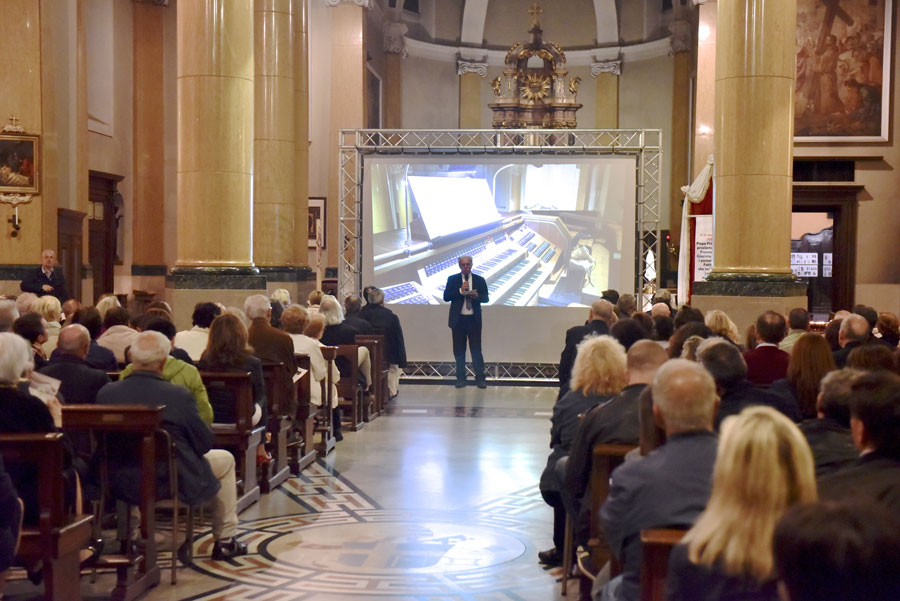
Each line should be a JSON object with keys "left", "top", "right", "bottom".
{"left": 324, "top": 0, "right": 370, "bottom": 7}
{"left": 457, "top": 60, "right": 488, "bottom": 77}
{"left": 384, "top": 20, "right": 409, "bottom": 56}
{"left": 591, "top": 59, "right": 622, "bottom": 76}
{"left": 668, "top": 20, "right": 691, "bottom": 54}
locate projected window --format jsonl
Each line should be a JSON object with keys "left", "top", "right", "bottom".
{"left": 407, "top": 176, "right": 502, "bottom": 239}
{"left": 523, "top": 164, "right": 580, "bottom": 210}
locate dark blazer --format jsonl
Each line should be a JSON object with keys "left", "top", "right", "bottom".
{"left": 39, "top": 353, "right": 111, "bottom": 404}
{"left": 742, "top": 345, "right": 789, "bottom": 387}
{"left": 322, "top": 321, "right": 362, "bottom": 378}
{"left": 832, "top": 340, "right": 863, "bottom": 368}
{"left": 666, "top": 543, "right": 779, "bottom": 601}
{"left": 248, "top": 317, "right": 297, "bottom": 414}
{"left": 600, "top": 430, "right": 718, "bottom": 601}
{"left": 51, "top": 341, "right": 118, "bottom": 372}
{"left": 198, "top": 354, "right": 267, "bottom": 425}
{"left": 344, "top": 314, "right": 374, "bottom": 335}
{"left": 96, "top": 371, "right": 220, "bottom": 505}
{"left": 715, "top": 379, "right": 801, "bottom": 429}
{"left": 361, "top": 304, "right": 407, "bottom": 367}
{"left": 20, "top": 266, "right": 67, "bottom": 300}
{"left": 443, "top": 272, "right": 489, "bottom": 328}
{"left": 798, "top": 418, "right": 858, "bottom": 477}
{"left": 818, "top": 452, "right": 900, "bottom": 514}
{"left": 539, "top": 389, "right": 613, "bottom": 494}
{"left": 557, "top": 319, "right": 609, "bottom": 399}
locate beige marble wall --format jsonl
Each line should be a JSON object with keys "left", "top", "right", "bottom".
{"left": 293, "top": 0, "right": 310, "bottom": 266}
{"left": 458, "top": 72, "right": 483, "bottom": 128}
{"left": 383, "top": 54, "right": 403, "bottom": 128}
{"left": 254, "top": 0, "right": 296, "bottom": 267}
{"left": 711, "top": 0, "right": 795, "bottom": 278}
{"left": 669, "top": 50, "right": 691, "bottom": 247}
{"left": 177, "top": 0, "right": 255, "bottom": 267}
{"left": 594, "top": 73, "right": 618, "bottom": 129}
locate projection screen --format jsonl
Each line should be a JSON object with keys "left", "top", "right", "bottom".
{"left": 362, "top": 156, "right": 638, "bottom": 363}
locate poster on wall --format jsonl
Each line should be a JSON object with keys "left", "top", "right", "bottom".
{"left": 693, "top": 215, "right": 714, "bottom": 282}
{"left": 795, "top": 0, "right": 892, "bottom": 142}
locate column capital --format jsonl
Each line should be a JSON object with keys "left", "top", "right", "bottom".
{"left": 457, "top": 60, "right": 488, "bottom": 77}
{"left": 324, "top": 0, "right": 370, "bottom": 6}
{"left": 668, "top": 20, "right": 692, "bottom": 54}
{"left": 591, "top": 60, "right": 621, "bottom": 77}
{"left": 383, "top": 20, "right": 408, "bottom": 56}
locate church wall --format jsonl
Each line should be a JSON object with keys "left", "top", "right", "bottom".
{"left": 401, "top": 57, "right": 459, "bottom": 128}
{"left": 618, "top": 0, "right": 645, "bottom": 44}
{"left": 482, "top": 0, "right": 598, "bottom": 48}
{"left": 432, "top": 1, "right": 462, "bottom": 44}
{"left": 163, "top": 2, "right": 178, "bottom": 270}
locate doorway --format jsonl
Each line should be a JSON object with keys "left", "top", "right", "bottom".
{"left": 88, "top": 170, "right": 124, "bottom": 304}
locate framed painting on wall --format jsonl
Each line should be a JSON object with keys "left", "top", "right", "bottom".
{"left": 795, "top": 0, "right": 892, "bottom": 142}
{"left": 308, "top": 197, "right": 326, "bottom": 249}
{"left": 0, "top": 134, "right": 39, "bottom": 194}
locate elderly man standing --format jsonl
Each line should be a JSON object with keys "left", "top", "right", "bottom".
{"left": 97, "top": 331, "right": 246, "bottom": 560}
{"left": 443, "top": 255, "right": 489, "bottom": 389}
{"left": 245, "top": 294, "right": 297, "bottom": 416}
{"left": 20, "top": 249, "right": 67, "bottom": 301}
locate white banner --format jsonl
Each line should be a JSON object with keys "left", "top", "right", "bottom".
{"left": 694, "top": 215, "right": 714, "bottom": 283}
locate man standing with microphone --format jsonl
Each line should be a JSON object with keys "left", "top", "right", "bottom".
{"left": 444, "top": 255, "right": 489, "bottom": 388}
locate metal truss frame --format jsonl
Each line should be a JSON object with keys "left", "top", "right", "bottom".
{"left": 338, "top": 128, "right": 662, "bottom": 381}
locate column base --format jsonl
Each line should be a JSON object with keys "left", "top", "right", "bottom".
{"left": 257, "top": 266, "right": 317, "bottom": 307}
{"left": 691, "top": 279, "right": 808, "bottom": 333}
{"left": 166, "top": 268, "right": 268, "bottom": 331}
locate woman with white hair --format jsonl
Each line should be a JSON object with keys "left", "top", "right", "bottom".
{"left": 319, "top": 295, "right": 371, "bottom": 390}
{"left": 270, "top": 289, "right": 291, "bottom": 307}
{"left": 95, "top": 294, "right": 121, "bottom": 321}
{"left": 287, "top": 311, "right": 342, "bottom": 440}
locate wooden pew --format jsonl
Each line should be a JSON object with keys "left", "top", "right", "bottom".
{"left": 61, "top": 405, "right": 164, "bottom": 601}
{"left": 335, "top": 344, "right": 365, "bottom": 431}
{"left": 0, "top": 433, "right": 93, "bottom": 601}
{"left": 200, "top": 372, "right": 263, "bottom": 513}
{"left": 259, "top": 362, "right": 293, "bottom": 493}
{"left": 318, "top": 347, "right": 338, "bottom": 455}
{"left": 291, "top": 354, "right": 318, "bottom": 473}
{"left": 355, "top": 333, "right": 387, "bottom": 420}
{"left": 639, "top": 528, "right": 686, "bottom": 601}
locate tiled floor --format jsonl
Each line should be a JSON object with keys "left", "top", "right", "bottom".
{"left": 10, "top": 384, "right": 567, "bottom": 601}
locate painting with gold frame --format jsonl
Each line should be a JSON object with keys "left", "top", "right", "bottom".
{"left": 308, "top": 197, "right": 326, "bottom": 249}
{"left": 795, "top": 0, "right": 892, "bottom": 142}
{"left": 0, "top": 134, "right": 39, "bottom": 194}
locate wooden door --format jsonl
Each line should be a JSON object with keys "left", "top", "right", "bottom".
{"left": 88, "top": 171, "right": 124, "bottom": 304}
{"left": 57, "top": 209, "right": 85, "bottom": 302}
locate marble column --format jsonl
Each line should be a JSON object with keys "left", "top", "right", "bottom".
{"left": 692, "top": 0, "right": 806, "bottom": 329}
{"left": 692, "top": 1, "right": 717, "bottom": 179}
{"left": 458, "top": 61, "right": 486, "bottom": 129}
{"left": 132, "top": 2, "right": 167, "bottom": 293}
{"left": 254, "top": 0, "right": 296, "bottom": 269}
{"left": 668, "top": 22, "right": 692, "bottom": 248}
{"left": 291, "top": 0, "right": 315, "bottom": 300}
{"left": 170, "top": 0, "right": 265, "bottom": 330}
{"left": 591, "top": 60, "right": 620, "bottom": 129}
{"left": 383, "top": 20, "right": 406, "bottom": 129}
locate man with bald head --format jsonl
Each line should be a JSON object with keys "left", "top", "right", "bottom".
{"left": 599, "top": 360, "right": 719, "bottom": 601}
{"left": 557, "top": 299, "right": 617, "bottom": 400}
{"left": 650, "top": 302, "right": 671, "bottom": 318}
{"left": 833, "top": 313, "right": 871, "bottom": 368}
{"left": 38, "top": 324, "right": 110, "bottom": 404}
{"left": 565, "top": 340, "right": 670, "bottom": 546}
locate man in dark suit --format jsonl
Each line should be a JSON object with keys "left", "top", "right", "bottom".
{"left": 818, "top": 371, "right": 900, "bottom": 514}
{"left": 96, "top": 331, "right": 246, "bottom": 560}
{"left": 832, "top": 313, "right": 870, "bottom": 368}
{"left": 700, "top": 338, "right": 800, "bottom": 427}
{"left": 557, "top": 299, "right": 615, "bottom": 399}
{"left": 742, "top": 310, "right": 790, "bottom": 386}
{"left": 599, "top": 359, "right": 719, "bottom": 601}
{"left": 443, "top": 255, "right": 489, "bottom": 388}
{"left": 360, "top": 287, "right": 407, "bottom": 399}
{"left": 343, "top": 295, "right": 374, "bottom": 335}
{"left": 799, "top": 368, "right": 860, "bottom": 477}
{"left": 20, "top": 249, "right": 67, "bottom": 301}
{"left": 39, "top": 325, "right": 110, "bottom": 403}
{"left": 245, "top": 294, "right": 297, "bottom": 416}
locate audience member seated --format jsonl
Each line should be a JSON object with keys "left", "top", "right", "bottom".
{"left": 174, "top": 302, "right": 221, "bottom": 362}
{"left": 198, "top": 313, "right": 269, "bottom": 463}
{"left": 680, "top": 334, "right": 708, "bottom": 361}
{"left": 557, "top": 299, "right": 615, "bottom": 400}
{"left": 650, "top": 314, "right": 673, "bottom": 345}
{"left": 0, "top": 300, "right": 18, "bottom": 333}
{"left": 120, "top": 318, "right": 213, "bottom": 425}
{"left": 667, "top": 322, "right": 711, "bottom": 359}
{"left": 703, "top": 309, "right": 741, "bottom": 348}
{"left": 59, "top": 307, "right": 118, "bottom": 370}
{"left": 12, "top": 313, "right": 49, "bottom": 370}
{"left": 270, "top": 288, "right": 291, "bottom": 308}
{"left": 649, "top": 302, "right": 671, "bottom": 319}
{"left": 94, "top": 294, "right": 120, "bottom": 321}
{"left": 601, "top": 289, "right": 619, "bottom": 305}
{"left": 672, "top": 305, "right": 703, "bottom": 329}
{"left": 779, "top": 307, "right": 810, "bottom": 353}
{"left": 614, "top": 294, "right": 636, "bottom": 320}
{"left": 876, "top": 311, "right": 899, "bottom": 348}
{"left": 743, "top": 311, "right": 789, "bottom": 386}
{"left": 565, "top": 340, "right": 668, "bottom": 547}
{"left": 306, "top": 290, "right": 324, "bottom": 313}
{"left": 343, "top": 295, "right": 374, "bottom": 334}
{"left": 598, "top": 359, "right": 718, "bottom": 601}
{"left": 319, "top": 295, "right": 371, "bottom": 389}
{"left": 846, "top": 343, "right": 896, "bottom": 372}
{"left": 769, "top": 333, "right": 836, "bottom": 419}
{"left": 823, "top": 317, "right": 842, "bottom": 351}
{"left": 97, "top": 306, "right": 138, "bottom": 365}
{"left": 773, "top": 502, "right": 900, "bottom": 601}
{"left": 97, "top": 331, "right": 246, "bottom": 560}
{"left": 631, "top": 311, "right": 653, "bottom": 336}
{"left": 666, "top": 406, "right": 816, "bottom": 601}
{"left": 650, "top": 289, "right": 675, "bottom": 318}
{"left": 833, "top": 313, "right": 870, "bottom": 368}
{"left": 289, "top": 312, "right": 342, "bottom": 441}
{"left": 818, "top": 371, "right": 900, "bottom": 513}
{"left": 245, "top": 294, "right": 297, "bottom": 418}
{"left": 798, "top": 369, "right": 861, "bottom": 477}
{"left": 34, "top": 295, "right": 62, "bottom": 356}
{"left": 269, "top": 300, "right": 284, "bottom": 329}
{"left": 538, "top": 336, "right": 626, "bottom": 567}
{"left": 61, "top": 299, "right": 81, "bottom": 324}
{"left": 15, "top": 292, "right": 38, "bottom": 317}
{"left": 38, "top": 325, "right": 110, "bottom": 404}
{"left": 698, "top": 338, "right": 800, "bottom": 428}
{"left": 609, "top": 318, "right": 648, "bottom": 351}
{"left": 359, "top": 288, "right": 407, "bottom": 399}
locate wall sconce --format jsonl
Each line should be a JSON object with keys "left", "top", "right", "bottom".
{"left": 7, "top": 210, "right": 21, "bottom": 238}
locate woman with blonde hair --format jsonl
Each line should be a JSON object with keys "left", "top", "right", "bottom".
{"left": 704, "top": 309, "right": 740, "bottom": 346}
{"left": 270, "top": 288, "right": 291, "bottom": 307}
{"left": 306, "top": 290, "right": 324, "bottom": 313}
{"left": 295, "top": 313, "right": 343, "bottom": 441}
{"left": 666, "top": 406, "right": 817, "bottom": 601}
{"left": 34, "top": 295, "right": 62, "bottom": 355}
{"left": 95, "top": 294, "right": 120, "bottom": 321}
{"left": 538, "top": 335, "right": 627, "bottom": 566}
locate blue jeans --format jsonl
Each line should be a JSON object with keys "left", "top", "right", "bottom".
{"left": 452, "top": 315, "right": 484, "bottom": 381}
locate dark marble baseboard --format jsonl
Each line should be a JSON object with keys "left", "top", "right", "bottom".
{"left": 325, "top": 267, "right": 338, "bottom": 278}
{"left": 0, "top": 265, "right": 37, "bottom": 280}
{"left": 692, "top": 280, "right": 808, "bottom": 297}
{"left": 257, "top": 266, "right": 316, "bottom": 282}
{"left": 131, "top": 264, "right": 168, "bottom": 276}
{"left": 167, "top": 266, "right": 266, "bottom": 290}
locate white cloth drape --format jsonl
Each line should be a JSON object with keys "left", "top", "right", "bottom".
{"left": 677, "top": 155, "right": 714, "bottom": 306}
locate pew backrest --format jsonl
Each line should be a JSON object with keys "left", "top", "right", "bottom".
{"left": 199, "top": 371, "right": 254, "bottom": 432}
{"left": 639, "top": 528, "right": 687, "bottom": 601}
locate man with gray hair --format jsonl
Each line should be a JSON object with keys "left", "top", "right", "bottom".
{"left": 443, "top": 255, "right": 490, "bottom": 388}
{"left": 360, "top": 287, "right": 407, "bottom": 399}
{"left": 97, "top": 331, "right": 246, "bottom": 560}
{"left": 343, "top": 295, "right": 374, "bottom": 335}
{"left": 0, "top": 300, "right": 18, "bottom": 332}
{"left": 833, "top": 313, "right": 870, "bottom": 368}
{"left": 798, "top": 369, "right": 862, "bottom": 477}
{"left": 557, "top": 299, "right": 616, "bottom": 400}
{"left": 598, "top": 360, "right": 718, "bottom": 601}
{"left": 38, "top": 324, "right": 109, "bottom": 404}
{"left": 15, "top": 292, "right": 37, "bottom": 316}
{"left": 245, "top": 294, "right": 297, "bottom": 416}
